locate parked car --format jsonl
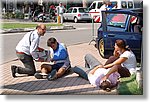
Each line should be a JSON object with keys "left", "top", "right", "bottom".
{"left": 63, "top": 7, "right": 92, "bottom": 23}
{"left": 95, "top": 8, "right": 143, "bottom": 62}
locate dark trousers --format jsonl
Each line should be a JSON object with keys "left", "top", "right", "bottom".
{"left": 104, "top": 56, "right": 130, "bottom": 77}
{"left": 16, "top": 53, "right": 36, "bottom": 75}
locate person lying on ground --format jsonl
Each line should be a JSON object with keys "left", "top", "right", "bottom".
{"left": 72, "top": 53, "right": 120, "bottom": 92}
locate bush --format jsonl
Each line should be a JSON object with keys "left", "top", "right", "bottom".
{"left": 2, "top": 12, "right": 24, "bottom": 19}
{"left": 15, "top": 12, "right": 24, "bottom": 19}
{"left": 118, "top": 74, "right": 143, "bottom": 95}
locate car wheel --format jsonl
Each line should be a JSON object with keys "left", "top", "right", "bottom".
{"left": 74, "top": 17, "right": 78, "bottom": 23}
{"left": 99, "top": 39, "right": 105, "bottom": 58}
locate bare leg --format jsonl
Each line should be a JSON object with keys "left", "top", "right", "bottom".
{"left": 41, "top": 64, "right": 52, "bottom": 74}
{"left": 34, "top": 64, "right": 52, "bottom": 79}
{"left": 56, "top": 67, "right": 66, "bottom": 78}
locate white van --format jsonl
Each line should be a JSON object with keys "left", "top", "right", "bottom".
{"left": 88, "top": 0, "right": 135, "bottom": 22}
{"left": 88, "top": 0, "right": 104, "bottom": 19}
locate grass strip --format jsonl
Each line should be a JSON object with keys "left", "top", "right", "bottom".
{"left": 1, "top": 23, "right": 63, "bottom": 29}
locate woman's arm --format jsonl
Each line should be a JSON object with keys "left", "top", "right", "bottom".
{"left": 104, "top": 57, "right": 127, "bottom": 69}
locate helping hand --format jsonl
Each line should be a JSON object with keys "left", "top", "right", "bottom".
{"left": 35, "top": 57, "right": 45, "bottom": 62}
{"left": 38, "top": 47, "right": 44, "bottom": 52}
{"left": 101, "top": 75, "right": 108, "bottom": 82}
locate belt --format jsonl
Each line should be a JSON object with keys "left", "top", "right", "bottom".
{"left": 16, "top": 51, "right": 25, "bottom": 54}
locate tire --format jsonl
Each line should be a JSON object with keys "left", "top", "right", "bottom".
{"left": 74, "top": 17, "right": 78, "bottom": 23}
{"left": 98, "top": 39, "right": 105, "bottom": 58}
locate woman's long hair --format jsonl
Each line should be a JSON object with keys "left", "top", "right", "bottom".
{"left": 115, "top": 39, "right": 130, "bottom": 51}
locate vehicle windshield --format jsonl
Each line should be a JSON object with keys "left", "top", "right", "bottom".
{"left": 79, "top": 8, "right": 88, "bottom": 13}
{"left": 106, "top": 13, "right": 127, "bottom": 28}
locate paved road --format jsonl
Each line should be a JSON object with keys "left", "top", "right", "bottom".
{"left": 0, "top": 22, "right": 100, "bottom": 64}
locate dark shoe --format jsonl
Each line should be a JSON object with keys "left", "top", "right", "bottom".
{"left": 65, "top": 67, "right": 73, "bottom": 74}
{"left": 11, "top": 65, "right": 17, "bottom": 78}
{"left": 28, "top": 74, "right": 34, "bottom": 76}
{"left": 47, "top": 69, "right": 57, "bottom": 81}
{"left": 34, "top": 73, "right": 47, "bottom": 79}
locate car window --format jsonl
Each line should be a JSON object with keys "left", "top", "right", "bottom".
{"left": 130, "top": 16, "right": 143, "bottom": 33}
{"left": 111, "top": 2, "right": 117, "bottom": 8}
{"left": 97, "top": 2, "right": 103, "bottom": 9}
{"left": 128, "top": 1, "right": 133, "bottom": 8}
{"left": 106, "top": 13, "right": 127, "bottom": 28}
{"left": 79, "top": 8, "right": 87, "bottom": 13}
{"left": 121, "top": 1, "right": 127, "bottom": 8}
{"left": 91, "top": 2, "right": 96, "bottom": 9}
{"left": 73, "top": 8, "right": 77, "bottom": 13}
{"left": 66, "top": 8, "right": 72, "bottom": 13}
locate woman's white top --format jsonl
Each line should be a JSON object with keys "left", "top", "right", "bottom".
{"left": 120, "top": 51, "right": 137, "bottom": 74}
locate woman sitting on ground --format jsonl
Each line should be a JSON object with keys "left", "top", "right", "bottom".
{"left": 73, "top": 39, "right": 137, "bottom": 91}
{"left": 100, "top": 39, "right": 137, "bottom": 81}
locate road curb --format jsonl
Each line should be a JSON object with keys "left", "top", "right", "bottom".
{"left": 1, "top": 25, "right": 75, "bottom": 34}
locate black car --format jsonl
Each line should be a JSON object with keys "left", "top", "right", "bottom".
{"left": 95, "top": 8, "right": 143, "bottom": 62}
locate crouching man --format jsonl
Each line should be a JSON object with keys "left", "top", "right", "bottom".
{"left": 34, "top": 37, "right": 71, "bottom": 81}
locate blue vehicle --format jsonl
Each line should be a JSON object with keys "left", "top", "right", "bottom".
{"left": 95, "top": 8, "right": 143, "bottom": 62}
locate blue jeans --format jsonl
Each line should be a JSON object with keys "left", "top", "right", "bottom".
{"left": 73, "top": 54, "right": 102, "bottom": 80}
{"left": 84, "top": 54, "right": 102, "bottom": 69}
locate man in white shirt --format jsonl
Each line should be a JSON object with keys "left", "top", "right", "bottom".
{"left": 11, "top": 24, "right": 46, "bottom": 78}
{"left": 56, "top": 2, "right": 65, "bottom": 24}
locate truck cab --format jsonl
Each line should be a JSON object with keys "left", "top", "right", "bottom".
{"left": 88, "top": 0, "right": 135, "bottom": 22}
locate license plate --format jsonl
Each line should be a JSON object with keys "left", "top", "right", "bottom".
{"left": 83, "top": 14, "right": 88, "bottom": 16}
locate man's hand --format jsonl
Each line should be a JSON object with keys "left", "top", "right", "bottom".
{"left": 35, "top": 57, "right": 45, "bottom": 62}
{"left": 89, "top": 64, "right": 104, "bottom": 75}
{"left": 101, "top": 75, "right": 108, "bottom": 82}
{"left": 38, "top": 47, "right": 44, "bottom": 52}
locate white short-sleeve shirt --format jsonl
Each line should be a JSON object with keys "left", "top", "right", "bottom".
{"left": 120, "top": 51, "right": 137, "bottom": 74}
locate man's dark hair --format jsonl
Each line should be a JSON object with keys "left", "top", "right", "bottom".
{"left": 47, "top": 37, "right": 57, "bottom": 47}
{"left": 100, "top": 80, "right": 111, "bottom": 92}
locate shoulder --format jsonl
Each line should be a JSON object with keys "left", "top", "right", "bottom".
{"left": 32, "top": 30, "right": 39, "bottom": 36}
{"left": 120, "top": 51, "right": 133, "bottom": 58}
{"left": 60, "top": 43, "right": 67, "bottom": 49}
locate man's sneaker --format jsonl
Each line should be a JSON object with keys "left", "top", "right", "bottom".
{"left": 65, "top": 67, "right": 73, "bottom": 74}
{"left": 34, "top": 73, "right": 47, "bottom": 79}
{"left": 47, "top": 70, "right": 57, "bottom": 81}
{"left": 11, "top": 65, "right": 17, "bottom": 78}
